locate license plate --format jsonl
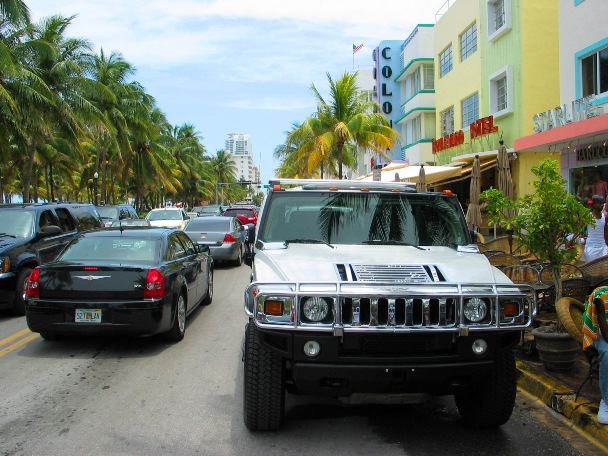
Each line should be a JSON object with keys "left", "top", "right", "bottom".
{"left": 75, "top": 309, "right": 102, "bottom": 323}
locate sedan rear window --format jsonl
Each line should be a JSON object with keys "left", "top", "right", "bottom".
{"left": 224, "top": 209, "right": 253, "bottom": 217}
{"left": 185, "top": 218, "right": 230, "bottom": 231}
{"left": 60, "top": 237, "right": 159, "bottom": 262}
{"left": 147, "top": 210, "right": 183, "bottom": 221}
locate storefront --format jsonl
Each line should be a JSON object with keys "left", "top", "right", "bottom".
{"left": 514, "top": 96, "right": 608, "bottom": 208}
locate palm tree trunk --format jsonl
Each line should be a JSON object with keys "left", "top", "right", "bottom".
{"left": 22, "top": 138, "right": 39, "bottom": 203}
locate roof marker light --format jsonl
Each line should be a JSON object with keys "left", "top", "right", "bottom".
{"left": 443, "top": 190, "right": 453, "bottom": 196}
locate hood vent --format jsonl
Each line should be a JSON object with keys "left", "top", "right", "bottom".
{"left": 336, "top": 264, "right": 444, "bottom": 283}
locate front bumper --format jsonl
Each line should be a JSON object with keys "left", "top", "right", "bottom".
{"left": 254, "top": 326, "right": 519, "bottom": 396}
{"left": 25, "top": 298, "right": 173, "bottom": 336}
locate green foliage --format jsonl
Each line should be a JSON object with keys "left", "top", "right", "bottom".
{"left": 480, "top": 158, "right": 593, "bottom": 330}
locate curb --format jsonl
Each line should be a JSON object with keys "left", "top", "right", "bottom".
{"left": 516, "top": 359, "right": 608, "bottom": 446}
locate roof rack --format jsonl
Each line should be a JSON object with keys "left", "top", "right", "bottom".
{"left": 267, "top": 178, "right": 417, "bottom": 192}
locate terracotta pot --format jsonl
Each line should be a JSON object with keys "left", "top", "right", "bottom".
{"left": 532, "top": 327, "right": 581, "bottom": 372}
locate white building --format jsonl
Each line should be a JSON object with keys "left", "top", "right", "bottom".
{"left": 395, "top": 24, "right": 436, "bottom": 166}
{"left": 225, "top": 133, "right": 254, "bottom": 183}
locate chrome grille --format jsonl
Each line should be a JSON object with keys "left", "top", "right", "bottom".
{"left": 351, "top": 264, "right": 431, "bottom": 283}
{"left": 342, "top": 297, "right": 455, "bottom": 327}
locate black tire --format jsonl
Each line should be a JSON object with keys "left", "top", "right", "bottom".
{"left": 13, "top": 267, "right": 33, "bottom": 316}
{"left": 454, "top": 349, "right": 517, "bottom": 428}
{"left": 243, "top": 322, "right": 285, "bottom": 431}
{"left": 202, "top": 268, "right": 213, "bottom": 305}
{"left": 232, "top": 247, "right": 243, "bottom": 267}
{"left": 163, "top": 293, "right": 186, "bottom": 342}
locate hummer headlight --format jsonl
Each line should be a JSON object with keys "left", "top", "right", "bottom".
{"left": 464, "top": 297, "right": 488, "bottom": 322}
{"left": 302, "top": 297, "right": 331, "bottom": 322}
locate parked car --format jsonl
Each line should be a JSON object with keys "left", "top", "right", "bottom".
{"left": 223, "top": 205, "right": 258, "bottom": 226}
{"left": 24, "top": 228, "right": 213, "bottom": 341}
{"left": 0, "top": 202, "right": 104, "bottom": 315}
{"left": 96, "top": 204, "right": 139, "bottom": 227}
{"left": 184, "top": 216, "right": 244, "bottom": 266}
{"left": 110, "top": 219, "right": 151, "bottom": 227}
{"left": 193, "top": 205, "right": 225, "bottom": 217}
{"left": 241, "top": 178, "right": 534, "bottom": 431}
{"left": 145, "top": 207, "right": 190, "bottom": 229}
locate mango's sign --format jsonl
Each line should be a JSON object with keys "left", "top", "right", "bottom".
{"left": 432, "top": 116, "right": 498, "bottom": 153}
{"left": 533, "top": 95, "right": 603, "bottom": 133}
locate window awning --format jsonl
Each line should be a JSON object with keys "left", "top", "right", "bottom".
{"left": 434, "top": 158, "right": 498, "bottom": 186}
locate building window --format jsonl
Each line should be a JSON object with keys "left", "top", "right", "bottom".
{"left": 439, "top": 45, "right": 453, "bottom": 78}
{"left": 461, "top": 93, "right": 479, "bottom": 128}
{"left": 440, "top": 106, "right": 454, "bottom": 137}
{"left": 423, "top": 64, "right": 434, "bottom": 89}
{"left": 487, "top": 0, "right": 511, "bottom": 42}
{"left": 460, "top": 22, "right": 477, "bottom": 61}
{"left": 496, "top": 77, "right": 507, "bottom": 111}
{"left": 582, "top": 45, "right": 608, "bottom": 97}
{"left": 488, "top": 65, "right": 513, "bottom": 117}
{"left": 410, "top": 116, "right": 421, "bottom": 143}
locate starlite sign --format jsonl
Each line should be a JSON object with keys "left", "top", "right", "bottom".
{"left": 533, "top": 95, "right": 603, "bottom": 133}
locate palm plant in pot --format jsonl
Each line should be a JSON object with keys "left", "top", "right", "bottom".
{"left": 480, "top": 158, "right": 593, "bottom": 371}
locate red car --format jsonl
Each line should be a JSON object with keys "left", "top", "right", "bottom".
{"left": 223, "top": 206, "right": 258, "bottom": 226}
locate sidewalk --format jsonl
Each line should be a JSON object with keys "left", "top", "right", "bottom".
{"left": 515, "top": 330, "right": 608, "bottom": 447}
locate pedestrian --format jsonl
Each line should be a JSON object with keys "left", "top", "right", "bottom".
{"left": 594, "top": 171, "right": 608, "bottom": 200}
{"left": 577, "top": 195, "right": 608, "bottom": 263}
{"left": 582, "top": 286, "right": 608, "bottom": 424}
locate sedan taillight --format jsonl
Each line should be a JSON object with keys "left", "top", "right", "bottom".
{"left": 224, "top": 233, "right": 236, "bottom": 243}
{"left": 25, "top": 267, "right": 41, "bottom": 298}
{"left": 144, "top": 268, "right": 165, "bottom": 299}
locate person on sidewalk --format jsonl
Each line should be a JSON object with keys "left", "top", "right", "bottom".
{"left": 578, "top": 195, "right": 608, "bottom": 262}
{"left": 582, "top": 286, "right": 608, "bottom": 424}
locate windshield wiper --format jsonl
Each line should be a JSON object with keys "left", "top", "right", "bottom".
{"left": 285, "top": 239, "right": 334, "bottom": 249}
{"left": 362, "top": 240, "right": 425, "bottom": 250}
{"left": 0, "top": 233, "right": 16, "bottom": 238}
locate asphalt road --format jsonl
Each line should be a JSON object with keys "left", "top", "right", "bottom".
{"left": 0, "top": 263, "right": 602, "bottom": 456}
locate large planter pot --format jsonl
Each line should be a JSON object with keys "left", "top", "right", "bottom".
{"left": 532, "top": 327, "right": 581, "bottom": 371}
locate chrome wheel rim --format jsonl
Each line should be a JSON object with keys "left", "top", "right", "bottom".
{"left": 177, "top": 295, "right": 186, "bottom": 333}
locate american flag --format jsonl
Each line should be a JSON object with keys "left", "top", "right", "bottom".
{"left": 353, "top": 43, "right": 364, "bottom": 54}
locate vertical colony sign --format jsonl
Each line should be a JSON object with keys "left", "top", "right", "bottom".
{"left": 374, "top": 41, "right": 402, "bottom": 160}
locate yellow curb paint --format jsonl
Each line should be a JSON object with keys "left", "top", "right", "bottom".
{"left": 0, "top": 328, "right": 32, "bottom": 349}
{"left": 0, "top": 333, "right": 39, "bottom": 357}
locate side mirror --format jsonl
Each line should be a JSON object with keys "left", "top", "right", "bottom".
{"left": 197, "top": 243, "right": 210, "bottom": 255}
{"left": 244, "top": 223, "right": 255, "bottom": 242}
{"left": 39, "top": 225, "right": 62, "bottom": 237}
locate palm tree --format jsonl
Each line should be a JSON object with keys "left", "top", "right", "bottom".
{"left": 288, "top": 72, "right": 399, "bottom": 179}
{"left": 208, "top": 150, "right": 237, "bottom": 204}
{"left": 0, "top": 0, "right": 29, "bottom": 25}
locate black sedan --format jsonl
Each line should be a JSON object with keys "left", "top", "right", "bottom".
{"left": 24, "top": 228, "right": 213, "bottom": 342}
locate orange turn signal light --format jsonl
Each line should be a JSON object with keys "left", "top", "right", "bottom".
{"left": 503, "top": 302, "right": 519, "bottom": 317}
{"left": 264, "top": 300, "right": 283, "bottom": 316}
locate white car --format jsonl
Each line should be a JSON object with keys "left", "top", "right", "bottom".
{"left": 145, "top": 208, "right": 190, "bottom": 230}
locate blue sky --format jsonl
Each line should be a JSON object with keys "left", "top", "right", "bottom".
{"left": 27, "top": 0, "right": 448, "bottom": 183}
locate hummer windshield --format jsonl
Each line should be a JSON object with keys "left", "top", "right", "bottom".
{"left": 259, "top": 192, "right": 469, "bottom": 247}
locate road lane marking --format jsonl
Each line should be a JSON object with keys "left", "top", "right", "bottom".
{"left": 0, "top": 328, "right": 32, "bottom": 348}
{"left": 0, "top": 329, "right": 40, "bottom": 357}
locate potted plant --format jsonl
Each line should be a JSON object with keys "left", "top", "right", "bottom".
{"left": 481, "top": 158, "right": 593, "bottom": 370}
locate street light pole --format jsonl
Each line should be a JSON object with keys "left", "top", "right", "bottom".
{"left": 93, "top": 171, "right": 99, "bottom": 206}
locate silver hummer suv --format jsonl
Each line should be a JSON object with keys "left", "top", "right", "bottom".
{"left": 242, "top": 179, "right": 535, "bottom": 431}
